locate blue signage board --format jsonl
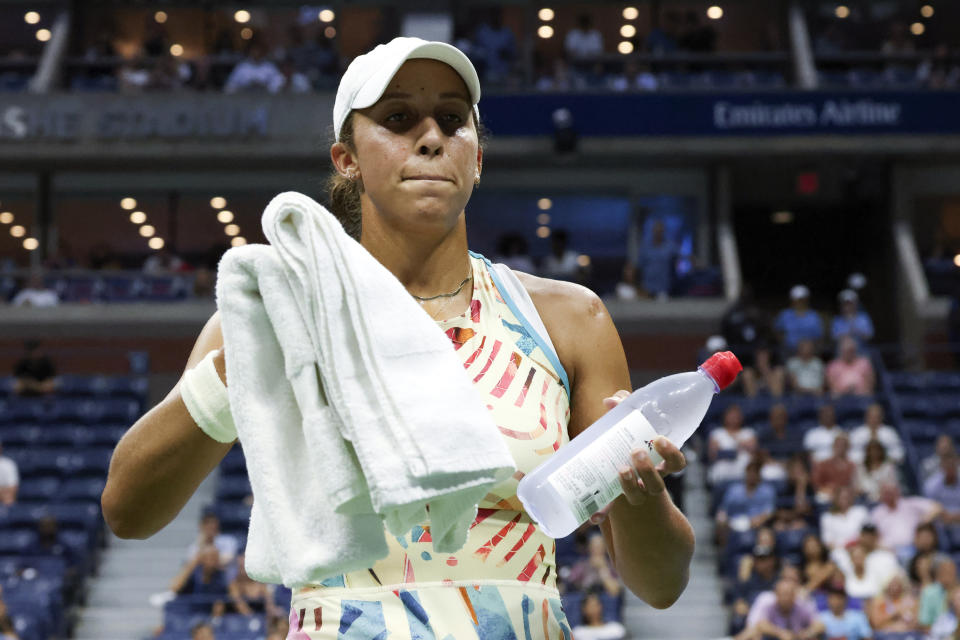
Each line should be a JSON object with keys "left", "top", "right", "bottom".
{"left": 478, "top": 91, "right": 960, "bottom": 137}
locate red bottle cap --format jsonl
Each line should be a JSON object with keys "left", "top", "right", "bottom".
{"left": 700, "top": 351, "right": 743, "bottom": 391}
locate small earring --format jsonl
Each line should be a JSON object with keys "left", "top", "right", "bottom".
{"left": 346, "top": 170, "right": 358, "bottom": 180}
{"left": 474, "top": 172, "right": 481, "bottom": 187}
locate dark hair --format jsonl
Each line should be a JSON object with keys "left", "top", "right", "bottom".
{"left": 326, "top": 109, "right": 488, "bottom": 241}
{"left": 579, "top": 590, "right": 603, "bottom": 622}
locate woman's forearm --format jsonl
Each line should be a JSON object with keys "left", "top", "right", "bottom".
{"left": 102, "top": 383, "right": 235, "bottom": 539}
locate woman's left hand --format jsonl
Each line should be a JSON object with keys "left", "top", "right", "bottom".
{"left": 588, "top": 390, "right": 687, "bottom": 524}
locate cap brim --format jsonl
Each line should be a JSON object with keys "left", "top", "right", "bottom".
{"left": 352, "top": 41, "right": 481, "bottom": 111}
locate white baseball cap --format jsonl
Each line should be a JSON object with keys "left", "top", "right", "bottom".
{"left": 333, "top": 36, "right": 481, "bottom": 140}
{"left": 790, "top": 284, "right": 810, "bottom": 300}
{"left": 838, "top": 289, "right": 858, "bottom": 303}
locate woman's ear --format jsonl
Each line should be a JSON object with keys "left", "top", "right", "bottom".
{"left": 475, "top": 145, "right": 483, "bottom": 180}
{"left": 331, "top": 142, "right": 360, "bottom": 180}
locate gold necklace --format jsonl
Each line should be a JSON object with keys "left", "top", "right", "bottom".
{"left": 410, "top": 274, "right": 472, "bottom": 304}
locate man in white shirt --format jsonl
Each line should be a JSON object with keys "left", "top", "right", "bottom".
{"left": 849, "top": 404, "right": 904, "bottom": 464}
{"left": 830, "top": 524, "right": 899, "bottom": 599}
{"left": 224, "top": 41, "right": 284, "bottom": 94}
{"left": 11, "top": 272, "right": 59, "bottom": 308}
{"left": 185, "top": 509, "right": 239, "bottom": 576}
{"left": 804, "top": 404, "right": 843, "bottom": 463}
{"left": 564, "top": 14, "right": 604, "bottom": 61}
{"left": 0, "top": 439, "right": 20, "bottom": 506}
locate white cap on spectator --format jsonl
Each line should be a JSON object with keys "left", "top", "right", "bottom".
{"left": 789, "top": 284, "right": 810, "bottom": 300}
{"left": 333, "top": 37, "right": 481, "bottom": 140}
{"left": 838, "top": 289, "right": 858, "bottom": 303}
{"left": 848, "top": 272, "right": 867, "bottom": 291}
{"left": 706, "top": 335, "right": 727, "bottom": 353}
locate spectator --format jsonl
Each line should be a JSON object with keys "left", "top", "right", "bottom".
{"left": 473, "top": 10, "right": 517, "bottom": 84}
{"left": 564, "top": 533, "right": 621, "bottom": 597}
{"left": 736, "top": 527, "right": 777, "bottom": 583}
{"left": 636, "top": 220, "right": 676, "bottom": 299}
{"left": 908, "top": 523, "right": 949, "bottom": 588}
{"left": 186, "top": 509, "right": 239, "bottom": 572}
{"left": 857, "top": 442, "right": 899, "bottom": 504}
{"left": 742, "top": 346, "right": 786, "bottom": 398}
{"left": 775, "top": 285, "right": 824, "bottom": 353}
{"left": 831, "top": 289, "right": 874, "bottom": 348}
{"left": 192, "top": 267, "right": 215, "bottom": 299}
{"left": 831, "top": 525, "right": 900, "bottom": 599}
{"left": 273, "top": 57, "right": 311, "bottom": 93}
{"left": 926, "top": 451, "right": 960, "bottom": 539}
{"left": 608, "top": 60, "right": 658, "bottom": 91}
{"left": 771, "top": 454, "right": 814, "bottom": 529}
{"left": 871, "top": 483, "right": 942, "bottom": 562}
{"left": 929, "top": 585, "right": 960, "bottom": 639}
{"left": 923, "top": 435, "right": 958, "bottom": 485}
{"left": 757, "top": 403, "right": 803, "bottom": 463}
{"left": 11, "top": 271, "right": 59, "bottom": 308}
{"left": 821, "top": 485, "right": 870, "bottom": 550}
{"left": 646, "top": 10, "right": 681, "bottom": 55}
{"left": 813, "top": 433, "right": 857, "bottom": 503}
{"left": 786, "top": 339, "right": 825, "bottom": 395}
{"left": 882, "top": 21, "right": 916, "bottom": 57}
{"left": 799, "top": 534, "right": 835, "bottom": 594}
{"left": 826, "top": 336, "right": 876, "bottom": 397}
{"left": 143, "top": 246, "right": 186, "bottom": 274}
{"left": 730, "top": 545, "right": 781, "bottom": 634}
{"left": 614, "top": 262, "right": 639, "bottom": 300}
{"left": 850, "top": 404, "right": 904, "bottom": 464}
{"left": 678, "top": 10, "right": 716, "bottom": 52}
{"left": 494, "top": 234, "right": 536, "bottom": 274}
{"left": 564, "top": 14, "right": 604, "bottom": 62}
{"left": 170, "top": 544, "right": 229, "bottom": 613}
{"left": 866, "top": 571, "right": 919, "bottom": 634}
{"left": 224, "top": 40, "right": 284, "bottom": 94}
{"left": 742, "top": 578, "right": 824, "bottom": 640}
{"left": 571, "top": 591, "right": 627, "bottom": 640}
{"left": 26, "top": 516, "right": 74, "bottom": 564}
{"left": 191, "top": 621, "right": 215, "bottom": 640}
{"left": 720, "top": 287, "right": 784, "bottom": 396}
{"left": 226, "top": 554, "right": 280, "bottom": 618}
{"left": 12, "top": 339, "right": 58, "bottom": 398}
{"left": 818, "top": 585, "right": 873, "bottom": 640}
{"left": 920, "top": 557, "right": 959, "bottom": 632}
{"left": 540, "top": 229, "right": 580, "bottom": 282}
{"left": 708, "top": 405, "right": 757, "bottom": 485}
{"left": 0, "top": 440, "right": 17, "bottom": 507}
{"left": 804, "top": 404, "right": 843, "bottom": 463}
{"left": 716, "top": 461, "right": 776, "bottom": 548}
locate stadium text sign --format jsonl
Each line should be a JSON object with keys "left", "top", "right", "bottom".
{"left": 713, "top": 99, "right": 902, "bottom": 130}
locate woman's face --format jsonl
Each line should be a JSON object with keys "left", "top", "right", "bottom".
{"left": 581, "top": 594, "right": 603, "bottom": 624}
{"left": 337, "top": 59, "right": 481, "bottom": 235}
{"left": 802, "top": 535, "right": 823, "bottom": 560}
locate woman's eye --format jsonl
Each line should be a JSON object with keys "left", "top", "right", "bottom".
{"left": 442, "top": 113, "right": 464, "bottom": 124}
{"left": 385, "top": 112, "right": 407, "bottom": 122}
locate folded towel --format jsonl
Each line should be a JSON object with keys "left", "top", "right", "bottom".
{"left": 215, "top": 192, "right": 517, "bottom": 588}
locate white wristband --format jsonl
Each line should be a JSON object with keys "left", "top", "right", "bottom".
{"left": 180, "top": 349, "right": 238, "bottom": 443}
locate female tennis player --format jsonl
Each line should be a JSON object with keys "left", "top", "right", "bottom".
{"left": 102, "top": 37, "right": 694, "bottom": 638}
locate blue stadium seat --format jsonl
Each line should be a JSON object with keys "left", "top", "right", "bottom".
{"left": 555, "top": 535, "right": 579, "bottom": 567}
{"left": 102, "top": 275, "right": 145, "bottom": 302}
{"left": 216, "top": 614, "right": 267, "bottom": 635}
{"left": 889, "top": 371, "right": 926, "bottom": 394}
{"left": 215, "top": 502, "right": 252, "bottom": 534}
{"left": 274, "top": 585, "right": 292, "bottom": 609}
{"left": 49, "top": 397, "right": 102, "bottom": 424}
{"left": 105, "top": 375, "right": 149, "bottom": 400}
{"left": 163, "top": 610, "right": 210, "bottom": 633}
{"left": 930, "top": 372, "right": 960, "bottom": 392}
{"left": 833, "top": 395, "right": 874, "bottom": 422}
{"left": 726, "top": 529, "right": 757, "bottom": 556}
{"left": 216, "top": 476, "right": 252, "bottom": 501}
{"left": 17, "top": 476, "right": 62, "bottom": 502}
{"left": 899, "top": 396, "right": 934, "bottom": 419}
{"left": 903, "top": 419, "right": 941, "bottom": 444}
{"left": 0, "top": 423, "right": 44, "bottom": 447}
{"left": 100, "top": 397, "right": 142, "bottom": 423}
{"left": 600, "top": 592, "right": 624, "bottom": 622}
{"left": 561, "top": 591, "right": 584, "bottom": 627}
{"left": 56, "top": 477, "right": 106, "bottom": 504}
{"left": 786, "top": 395, "right": 819, "bottom": 421}
{"left": 775, "top": 528, "right": 809, "bottom": 556}
{"left": 68, "top": 448, "right": 114, "bottom": 477}
{"left": 0, "top": 555, "right": 67, "bottom": 581}
{"left": 219, "top": 448, "right": 247, "bottom": 475}
{"left": 0, "top": 530, "right": 38, "bottom": 554}
{"left": 142, "top": 274, "right": 192, "bottom": 301}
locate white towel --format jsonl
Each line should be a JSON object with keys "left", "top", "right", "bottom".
{"left": 216, "top": 191, "right": 516, "bottom": 588}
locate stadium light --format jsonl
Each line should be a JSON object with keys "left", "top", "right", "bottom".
{"left": 538, "top": 198, "right": 552, "bottom": 210}
{"left": 621, "top": 24, "right": 637, "bottom": 38}
{"left": 536, "top": 226, "right": 550, "bottom": 238}
{"left": 707, "top": 6, "right": 723, "bottom": 20}
{"left": 324, "top": 26, "right": 336, "bottom": 38}
{"left": 154, "top": 11, "right": 167, "bottom": 23}
{"left": 23, "top": 237, "right": 39, "bottom": 251}
{"left": 835, "top": 5, "right": 850, "bottom": 19}
{"left": 24, "top": 11, "right": 40, "bottom": 24}
{"left": 234, "top": 10, "right": 251, "bottom": 23}
{"left": 120, "top": 197, "right": 137, "bottom": 210}
{"left": 623, "top": 7, "right": 639, "bottom": 20}
{"left": 148, "top": 237, "right": 165, "bottom": 250}
{"left": 911, "top": 22, "right": 925, "bottom": 35}
{"left": 538, "top": 8, "right": 554, "bottom": 21}
{"left": 318, "top": 9, "right": 335, "bottom": 22}
{"left": 771, "top": 210, "right": 794, "bottom": 224}
{"left": 241, "top": 28, "right": 253, "bottom": 40}
{"left": 36, "top": 29, "right": 51, "bottom": 42}
{"left": 537, "top": 25, "right": 554, "bottom": 38}
{"left": 10, "top": 225, "right": 25, "bottom": 238}
{"left": 577, "top": 255, "right": 591, "bottom": 267}
{"left": 225, "top": 224, "right": 240, "bottom": 236}
{"left": 139, "top": 225, "right": 155, "bottom": 237}
{"left": 618, "top": 40, "right": 634, "bottom": 54}
{"left": 921, "top": 5, "right": 934, "bottom": 18}
{"left": 210, "top": 197, "right": 227, "bottom": 209}
{"left": 217, "top": 210, "right": 234, "bottom": 224}
{"left": 130, "top": 211, "right": 147, "bottom": 224}
{"left": 954, "top": 254, "right": 960, "bottom": 268}
{"left": 170, "top": 44, "right": 183, "bottom": 56}
{"left": 0, "top": 212, "right": 13, "bottom": 224}
{"left": 231, "top": 236, "right": 247, "bottom": 247}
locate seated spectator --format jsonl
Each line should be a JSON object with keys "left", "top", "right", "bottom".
{"left": 757, "top": 404, "right": 803, "bottom": 463}
{"left": 739, "top": 578, "right": 824, "bottom": 640}
{"left": 831, "top": 525, "right": 900, "bottom": 600}
{"left": 708, "top": 405, "right": 757, "bottom": 485}
{"left": 786, "top": 339, "right": 825, "bottom": 395}
{"left": 741, "top": 345, "right": 786, "bottom": 398}
{"left": 800, "top": 533, "right": 835, "bottom": 594}
{"left": 540, "top": 229, "right": 581, "bottom": 282}
{"left": 26, "top": 516, "right": 77, "bottom": 568}
{"left": 803, "top": 404, "right": 843, "bottom": 463}
{"left": 11, "top": 271, "right": 59, "bottom": 308}
{"left": 857, "top": 440, "right": 901, "bottom": 503}
{"left": 564, "top": 533, "right": 621, "bottom": 597}
{"left": 813, "top": 433, "right": 857, "bottom": 502}
{"left": 850, "top": 404, "right": 904, "bottom": 464}
{"left": 274, "top": 56, "right": 311, "bottom": 93}
{"left": 636, "top": 221, "right": 676, "bottom": 300}
{"left": 0, "top": 440, "right": 18, "bottom": 506}
{"left": 818, "top": 585, "right": 873, "bottom": 640}
{"left": 871, "top": 483, "right": 942, "bottom": 563}
{"left": 614, "top": 262, "right": 639, "bottom": 300}
{"left": 647, "top": 10, "right": 681, "bottom": 55}
{"left": 737, "top": 527, "right": 778, "bottom": 583}
{"left": 226, "top": 554, "right": 278, "bottom": 618}
{"left": 564, "top": 14, "right": 604, "bottom": 62}
{"left": 826, "top": 336, "right": 876, "bottom": 397}
{"left": 908, "top": 523, "right": 949, "bottom": 588}
{"left": 821, "top": 485, "right": 869, "bottom": 550}
{"left": 186, "top": 509, "right": 239, "bottom": 573}
{"left": 771, "top": 453, "right": 814, "bottom": 529}
{"left": 12, "top": 338, "right": 58, "bottom": 397}
{"left": 191, "top": 621, "right": 214, "bottom": 640}
{"left": 831, "top": 289, "right": 874, "bottom": 349}
{"left": 775, "top": 285, "right": 824, "bottom": 354}
{"left": 920, "top": 557, "right": 959, "bottom": 632}
{"left": 929, "top": 585, "right": 960, "bottom": 640}
{"left": 473, "top": 10, "right": 517, "bottom": 83}
{"left": 716, "top": 461, "right": 776, "bottom": 548}
{"left": 867, "top": 571, "right": 919, "bottom": 633}
{"left": 143, "top": 246, "right": 186, "bottom": 274}
{"left": 923, "top": 435, "right": 958, "bottom": 485}
{"left": 494, "top": 234, "right": 536, "bottom": 274}
{"left": 224, "top": 40, "right": 283, "bottom": 94}
{"left": 924, "top": 451, "right": 960, "bottom": 536}
{"left": 730, "top": 545, "right": 781, "bottom": 635}
{"left": 170, "top": 544, "right": 229, "bottom": 613}
{"left": 571, "top": 590, "right": 626, "bottom": 640}
{"left": 608, "top": 60, "right": 658, "bottom": 92}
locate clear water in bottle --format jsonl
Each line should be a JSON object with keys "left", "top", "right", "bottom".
{"left": 516, "top": 351, "right": 741, "bottom": 538}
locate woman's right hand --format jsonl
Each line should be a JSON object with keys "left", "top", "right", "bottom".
{"left": 213, "top": 347, "right": 227, "bottom": 387}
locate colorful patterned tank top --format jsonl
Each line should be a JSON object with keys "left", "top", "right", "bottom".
{"left": 287, "top": 253, "right": 573, "bottom": 639}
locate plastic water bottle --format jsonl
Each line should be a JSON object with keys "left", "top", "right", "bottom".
{"left": 516, "top": 351, "right": 742, "bottom": 538}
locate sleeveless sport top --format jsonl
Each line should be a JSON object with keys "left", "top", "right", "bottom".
{"left": 287, "top": 252, "right": 574, "bottom": 639}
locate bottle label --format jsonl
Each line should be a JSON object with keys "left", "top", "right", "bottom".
{"left": 546, "top": 411, "right": 662, "bottom": 523}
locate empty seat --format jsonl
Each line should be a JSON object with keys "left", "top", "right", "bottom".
{"left": 216, "top": 476, "right": 252, "bottom": 501}
{"left": 215, "top": 502, "right": 252, "bottom": 534}
{"left": 216, "top": 614, "right": 267, "bottom": 635}
{"left": 99, "top": 397, "right": 142, "bottom": 423}
{"left": 0, "top": 530, "right": 38, "bottom": 554}
{"left": 68, "top": 448, "right": 114, "bottom": 477}
{"left": 776, "top": 528, "right": 810, "bottom": 556}
{"left": 56, "top": 477, "right": 106, "bottom": 504}
{"left": 105, "top": 375, "right": 149, "bottom": 401}
{"left": 903, "top": 420, "right": 941, "bottom": 444}
{"left": 17, "top": 476, "right": 62, "bottom": 502}
{"left": 219, "top": 448, "right": 247, "bottom": 475}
